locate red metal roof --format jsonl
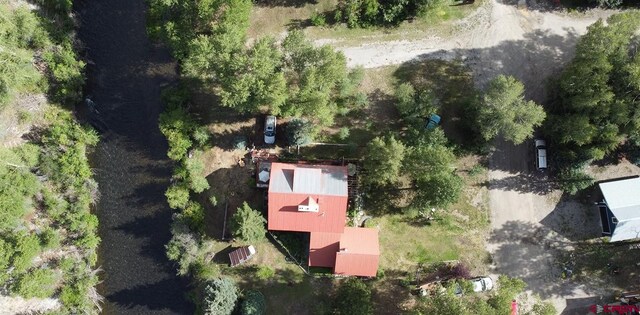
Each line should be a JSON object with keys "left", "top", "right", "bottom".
{"left": 268, "top": 163, "right": 348, "bottom": 233}
{"left": 334, "top": 228, "right": 380, "bottom": 277}
{"left": 309, "top": 232, "right": 341, "bottom": 268}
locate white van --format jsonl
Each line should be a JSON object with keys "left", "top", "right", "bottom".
{"left": 535, "top": 139, "right": 547, "bottom": 170}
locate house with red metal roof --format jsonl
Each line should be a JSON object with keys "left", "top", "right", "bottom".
{"left": 267, "top": 162, "right": 379, "bottom": 277}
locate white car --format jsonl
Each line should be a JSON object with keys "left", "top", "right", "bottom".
{"left": 470, "top": 277, "right": 493, "bottom": 292}
{"left": 264, "top": 115, "right": 276, "bottom": 144}
{"left": 535, "top": 139, "right": 547, "bottom": 170}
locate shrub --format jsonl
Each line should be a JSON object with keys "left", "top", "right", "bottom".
{"left": 209, "top": 195, "right": 218, "bottom": 207}
{"left": 12, "top": 233, "right": 41, "bottom": 273}
{"left": 240, "top": 290, "right": 266, "bottom": 315}
{"left": 338, "top": 127, "right": 350, "bottom": 140}
{"left": 0, "top": 238, "right": 14, "bottom": 282}
{"left": 192, "top": 126, "right": 210, "bottom": 147}
{"left": 40, "top": 227, "right": 61, "bottom": 249}
{"left": 310, "top": 12, "right": 327, "bottom": 27}
{"left": 256, "top": 265, "right": 275, "bottom": 280}
{"left": 159, "top": 105, "right": 195, "bottom": 161}
{"left": 192, "top": 261, "right": 220, "bottom": 281}
{"left": 13, "top": 268, "right": 58, "bottom": 298}
{"left": 591, "top": 0, "right": 622, "bottom": 7}
{"left": 182, "top": 201, "right": 205, "bottom": 234}
{"left": 203, "top": 277, "right": 239, "bottom": 315}
{"left": 332, "top": 278, "right": 373, "bottom": 315}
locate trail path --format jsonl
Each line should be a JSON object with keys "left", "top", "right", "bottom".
{"left": 319, "top": 1, "right": 616, "bottom": 313}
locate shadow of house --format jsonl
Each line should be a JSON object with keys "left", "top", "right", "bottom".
{"left": 488, "top": 220, "right": 607, "bottom": 299}
{"left": 539, "top": 194, "right": 602, "bottom": 242}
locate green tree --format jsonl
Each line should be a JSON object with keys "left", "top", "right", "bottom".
{"left": 281, "top": 30, "right": 357, "bottom": 126}
{"left": 362, "top": 135, "right": 405, "bottom": 187}
{"left": 404, "top": 144, "right": 462, "bottom": 209}
{"left": 165, "top": 183, "right": 190, "bottom": 210}
{"left": 332, "top": 278, "right": 373, "bottom": 315}
{"left": 415, "top": 288, "right": 468, "bottom": 315}
{"left": 487, "top": 275, "right": 526, "bottom": 314}
{"left": 218, "top": 37, "right": 287, "bottom": 113}
{"left": 182, "top": 201, "right": 205, "bottom": 234}
{"left": 184, "top": 153, "right": 209, "bottom": 193}
{"left": 203, "top": 277, "right": 239, "bottom": 315}
{"left": 413, "top": 171, "right": 463, "bottom": 209}
{"left": 159, "top": 106, "right": 195, "bottom": 161}
{"left": 166, "top": 229, "right": 200, "bottom": 276}
{"left": 546, "top": 12, "right": 640, "bottom": 165}
{"left": 286, "top": 118, "right": 315, "bottom": 146}
{"left": 477, "top": 75, "right": 545, "bottom": 144}
{"left": 240, "top": 290, "right": 266, "bottom": 315}
{"left": 230, "top": 202, "right": 266, "bottom": 243}
{"left": 557, "top": 166, "right": 595, "bottom": 195}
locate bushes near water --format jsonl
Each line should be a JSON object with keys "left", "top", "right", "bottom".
{"left": 0, "top": 2, "right": 101, "bottom": 314}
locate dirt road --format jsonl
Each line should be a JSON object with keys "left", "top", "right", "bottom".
{"left": 319, "top": 1, "right": 618, "bottom": 313}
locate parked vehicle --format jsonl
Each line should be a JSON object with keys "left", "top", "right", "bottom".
{"left": 535, "top": 139, "right": 547, "bottom": 170}
{"left": 426, "top": 114, "right": 441, "bottom": 130}
{"left": 470, "top": 276, "right": 493, "bottom": 292}
{"left": 264, "top": 115, "right": 276, "bottom": 144}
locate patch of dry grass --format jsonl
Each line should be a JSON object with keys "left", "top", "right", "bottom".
{"left": 248, "top": 0, "right": 485, "bottom": 45}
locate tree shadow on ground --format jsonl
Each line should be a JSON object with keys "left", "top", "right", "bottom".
{"left": 371, "top": 269, "right": 415, "bottom": 315}
{"left": 231, "top": 266, "right": 331, "bottom": 315}
{"left": 202, "top": 164, "right": 263, "bottom": 240}
{"left": 488, "top": 220, "right": 610, "bottom": 300}
{"left": 484, "top": 172, "right": 556, "bottom": 195}
{"left": 539, "top": 193, "right": 601, "bottom": 242}
{"left": 501, "top": 0, "right": 640, "bottom": 13}
{"left": 365, "top": 88, "right": 403, "bottom": 133}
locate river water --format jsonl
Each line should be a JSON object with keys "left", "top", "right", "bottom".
{"left": 74, "top": 1, "right": 193, "bottom": 314}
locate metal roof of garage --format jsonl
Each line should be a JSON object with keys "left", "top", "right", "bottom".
{"left": 599, "top": 177, "right": 640, "bottom": 241}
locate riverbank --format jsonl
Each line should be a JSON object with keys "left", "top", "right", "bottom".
{"left": 0, "top": 2, "right": 100, "bottom": 314}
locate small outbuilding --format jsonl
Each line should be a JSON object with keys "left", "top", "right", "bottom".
{"left": 597, "top": 177, "right": 640, "bottom": 242}
{"left": 229, "top": 245, "right": 256, "bottom": 267}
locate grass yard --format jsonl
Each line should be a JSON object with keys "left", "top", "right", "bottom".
{"left": 369, "top": 155, "right": 490, "bottom": 274}
{"left": 223, "top": 239, "right": 334, "bottom": 314}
